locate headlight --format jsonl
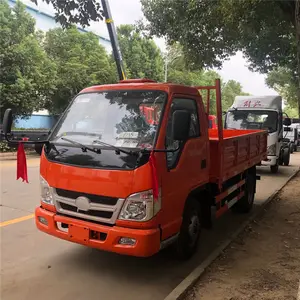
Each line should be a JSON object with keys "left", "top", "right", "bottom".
{"left": 40, "top": 176, "right": 53, "bottom": 205}
{"left": 267, "top": 144, "right": 276, "bottom": 155}
{"left": 118, "top": 189, "right": 161, "bottom": 222}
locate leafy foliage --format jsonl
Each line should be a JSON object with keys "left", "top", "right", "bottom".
{"left": 117, "top": 25, "right": 164, "bottom": 81}
{"left": 43, "top": 27, "right": 115, "bottom": 113}
{"left": 140, "top": 0, "right": 299, "bottom": 116}
{"left": 0, "top": 0, "right": 56, "bottom": 119}
{"left": 166, "top": 44, "right": 249, "bottom": 113}
{"left": 266, "top": 67, "right": 297, "bottom": 108}
{"left": 31, "top": 0, "right": 103, "bottom": 28}
{"left": 141, "top": 0, "right": 295, "bottom": 70}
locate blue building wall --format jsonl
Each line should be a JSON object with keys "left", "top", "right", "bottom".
{"left": 8, "top": 0, "right": 112, "bottom": 52}
{"left": 14, "top": 115, "right": 58, "bottom": 129}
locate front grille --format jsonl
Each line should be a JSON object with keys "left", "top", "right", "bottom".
{"left": 52, "top": 188, "right": 125, "bottom": 225}
{"left": 56, "top": 188, "right": 118, "bottom": 205}
{"left": 60, "top": 203, "right": 113, "bottom": 219}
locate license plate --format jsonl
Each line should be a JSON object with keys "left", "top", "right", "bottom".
{"left": 68, "top": 224, "right": 89, "bottom": 243}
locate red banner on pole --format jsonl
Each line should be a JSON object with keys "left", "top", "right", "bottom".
{"left": 17, "top": 143, "right": 28, "bottom": 183}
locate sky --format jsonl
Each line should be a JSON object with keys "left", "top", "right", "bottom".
{"left": 23, "top": 0, "right": 277, "bottom": 96}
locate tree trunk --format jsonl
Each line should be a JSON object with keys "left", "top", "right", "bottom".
{"left": 296, "top": 0, "right": 300, "bottom": 117}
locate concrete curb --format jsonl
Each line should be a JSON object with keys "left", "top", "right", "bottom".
{"left": 164, "top": 168, "right": 300, "bottom": 300}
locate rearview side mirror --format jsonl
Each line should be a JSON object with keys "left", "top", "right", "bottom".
{"left": 283, "top": 117, "right": 291, "bottom": 126}
{"left": 172, "top": 110, "right": 191, "bottom": 141}
{"left": 2, "top": 109, "right": 13, "bottom": 135}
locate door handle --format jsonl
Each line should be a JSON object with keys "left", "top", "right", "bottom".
{"left": 201, "top": 159, "right": 206, "bottom": 169}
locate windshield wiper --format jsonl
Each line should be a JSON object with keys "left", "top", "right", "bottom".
{"left": 92, "top": 139, "right": 138, "bottom": 156}
{"left": 61, "top": 137, "right": 101, "bottom": 154}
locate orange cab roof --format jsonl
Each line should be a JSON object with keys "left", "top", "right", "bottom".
{"left": 80, "top": 81, "right": 200, "bottom": 97}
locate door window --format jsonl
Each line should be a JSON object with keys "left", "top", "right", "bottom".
{"left": 165, "top": 98, "right": 200, "bottom": 169}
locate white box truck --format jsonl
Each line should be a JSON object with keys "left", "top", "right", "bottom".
{"left": 224, "top": 95, "right": 291, "bottom": 173}
{"left": 284, "top": 123, "right": 299, "bottom": 153}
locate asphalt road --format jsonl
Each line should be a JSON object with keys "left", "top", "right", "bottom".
{"left": 1, "top": 153, "right": 300, "bottom": 300}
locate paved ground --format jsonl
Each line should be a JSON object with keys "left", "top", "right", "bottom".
{"left": 186, "top": 172, "right": 300, "bottom": 300}
{"left": 1, "top": 153, "right": 300, "bottom": 300}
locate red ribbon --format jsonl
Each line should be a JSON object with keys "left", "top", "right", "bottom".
{"left": 149, "top": 151, "right": 159, "bottom": 201}
{"left": 17, "top": 143, "right": 28, "bottom": 183}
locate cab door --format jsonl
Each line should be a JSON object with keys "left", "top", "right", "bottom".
{"left": 160, "top": 94, "right": 209, "bottom": 240}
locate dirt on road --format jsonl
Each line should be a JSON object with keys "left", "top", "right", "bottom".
{"left": 187, "top": 172, "right": 300, "bottom": 300}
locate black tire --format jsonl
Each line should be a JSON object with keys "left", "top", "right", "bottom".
{"left": 173, "top": 198, "right": 201, "bottom": 260}
{"left": 270, "top": 162, "right": 279, "bottom": 174}
{"left": 290, "top": 143, "right": 294, "bottom": 154}
{"left": 232, "top": 168, "right": 256, "bottom": 213}
{"left": 283, "top": 148, "right": 290, "bottom": 166}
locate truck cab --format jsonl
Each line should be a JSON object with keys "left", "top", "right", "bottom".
{"left": 224, "top": 95, "right": 289, "bottom": 173}
{"left": 35, "top": 80, "right": 211, "bottom": 258}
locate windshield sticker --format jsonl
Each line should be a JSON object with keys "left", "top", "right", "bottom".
{"left": 115, "top": 139, "right": 138, "bottom": 148}
{"left": 75, "top": 97, "right": 90, "bottom": 103}
{"left": 117, "top": 132, "right": 139, "bottom": 139}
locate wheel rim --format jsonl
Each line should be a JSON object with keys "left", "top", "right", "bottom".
{"left": 188, "top": 212, "right": 200, "bottom": 246}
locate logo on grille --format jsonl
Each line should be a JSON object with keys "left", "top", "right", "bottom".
{"left": 75, "top": 196, "right": 90, "bottom": 212}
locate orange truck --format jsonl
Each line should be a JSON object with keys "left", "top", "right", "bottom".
{"left": 2, "top": 79, "right": 267, "bottom": 259}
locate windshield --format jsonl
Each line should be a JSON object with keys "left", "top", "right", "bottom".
{"left": 50, "top": 90, "right": 166, "bottom": 149}
{"left": 226, "top": 110, "right": 278, "bottom": 133}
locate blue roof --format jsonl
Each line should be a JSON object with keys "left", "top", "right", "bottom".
{"left": 9, "top": 0, "right": 111, "bottom": 43}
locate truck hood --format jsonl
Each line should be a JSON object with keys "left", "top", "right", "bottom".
{"left": 40, "top": 152, "right": 152, "bottom": 199}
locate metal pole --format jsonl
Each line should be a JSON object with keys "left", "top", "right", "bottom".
{"left": 215, "top": 79, "right": 223, "bottom": 142}
{"left": 101, "top": 0, "right": 126, "bottom": 81}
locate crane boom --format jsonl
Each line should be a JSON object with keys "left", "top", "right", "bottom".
{"left": 101, "top": 0, "right": 126, "bottom": 81}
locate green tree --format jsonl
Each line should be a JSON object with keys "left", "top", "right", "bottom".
{"left": 222, "top": 80, "right": 250, "bottom": 109}
{"left": 0, "top": 0, "right": 56, "bottom": 119}
{"left": 140, "top": 0, "right": 299, "bottom": 116}
{"left": 117, "top": 25, "right": 164, "bottom": 81}
{"left": 266, "top": 67, "right": 298, "bottom": 109}
{"left": 43, "top": 27, "right": 115, "bottom": 113}
{"left": 165, "top": 44, "right": 248, "bottom": 113}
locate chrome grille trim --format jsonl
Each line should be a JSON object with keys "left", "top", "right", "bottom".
{"left": 52, "top": 188, "right": 125, "bottom": 224}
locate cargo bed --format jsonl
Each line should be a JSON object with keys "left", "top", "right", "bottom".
{"left": 209, "top": 129, "right": 267, "bottom": 185}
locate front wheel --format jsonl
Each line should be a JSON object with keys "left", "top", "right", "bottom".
{"left": 173, "top": 198, "right": 201, "bottom": 260}
{"left": 232, "top": 168, "right": 256, "bottom": 213}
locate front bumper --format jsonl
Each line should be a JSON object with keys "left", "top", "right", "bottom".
{"left": 261, "top": 155, "right": 277, "bottom": 166}
{"left": 35, "top": 207, "right": 161, "bottom": 257}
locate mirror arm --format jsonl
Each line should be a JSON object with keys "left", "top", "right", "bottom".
{"left": 153, "top": 146, "right": 180, "bottom": 153}
{"left": 4, "top": 134, "right": 49, "bottom": 145}
{"left": 141, "top": 146, "right": 181, "bottom": 154}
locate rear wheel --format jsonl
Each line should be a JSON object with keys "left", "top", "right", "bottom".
{"left": 283, "top": 148, "right": 290, "bottom": 166}
{"left": 290, "top": 143, "right": 294, "bottom": 154}
{"left": 232, "top": 168, "right": 256, "bottom": 213}
{"left": 173, "top": 198, "right": 201, "bottom": 260}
